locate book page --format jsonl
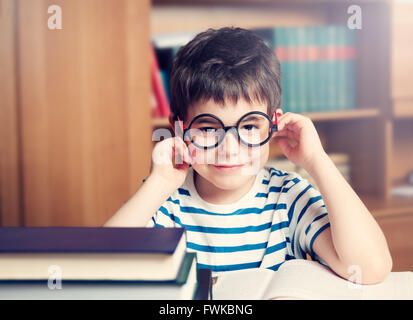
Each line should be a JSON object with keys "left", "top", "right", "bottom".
{"left": 264, "top": 259, "right": 413, "bottom": 300}
{"left": 212, "top": 268, "right": 275, "bottom": 300}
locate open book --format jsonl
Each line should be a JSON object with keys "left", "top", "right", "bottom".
{"left": 213, "top": 259, "right": 413, "bottom": 300}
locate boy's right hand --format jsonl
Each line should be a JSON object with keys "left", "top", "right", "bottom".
{"left": 150, "top": 137, "right": 193, "bottom": 190}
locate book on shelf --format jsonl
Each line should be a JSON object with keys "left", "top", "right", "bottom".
{"left": 0, "top": 227, "right": 186, "bottom": 281}
{"left": 0, "top": 252, "right": 201, "bottom": 300}
{"left": 150, "top": 25, "right": 357, "bottom": 123}
{"left": 151, "top": 31, "right": 197, "bottom": 120}
{"left": 267, "top": 25, "right": 357, "bottom": 114}
{"left": 151, "top": 44, "right": 170, "bottom": 118}
{"left": 213, "top": 259, "right": 413, "bottom": 300}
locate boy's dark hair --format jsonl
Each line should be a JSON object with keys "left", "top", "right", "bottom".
{"left": 170, "top": 27, "right": 282, "bottom": 121}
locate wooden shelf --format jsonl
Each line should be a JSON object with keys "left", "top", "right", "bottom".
{"left": 393, "top": 98, "right": 413, "bottom": 118}
{"left": 152, "top": 108, "right": 381, "bottom": 128}
{"left": 302, "top": 108, "right": 380, "bottom": 122}
{"left": 361, "top": 194, "right": 413, "bottom": 218}
{"left": 152, "top": 117, "right": 171, "bottom": 128}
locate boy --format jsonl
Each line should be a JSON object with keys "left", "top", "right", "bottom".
{"left": 104, "top": 27, "right": 392, "bottom": 284}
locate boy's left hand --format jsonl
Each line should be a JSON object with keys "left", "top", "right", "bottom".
{"left": 273, "top": 109, "right": 326, "bottom": 172}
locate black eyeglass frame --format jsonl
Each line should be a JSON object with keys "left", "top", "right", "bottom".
{"left": 178, "top": 110, "right": 278, "bottom": 150}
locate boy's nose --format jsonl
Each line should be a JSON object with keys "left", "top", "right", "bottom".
{"left": 217, "top": 128, "right": 240, "bottom": 160}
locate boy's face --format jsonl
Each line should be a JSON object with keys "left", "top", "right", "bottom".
{"left": 180, "top": 98, "right": 273, "bottom": 191}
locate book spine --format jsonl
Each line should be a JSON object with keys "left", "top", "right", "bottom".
{"left": 345, "top": 28, "right": 357, "bottom": 110}
{"left": 151, "top": 45, "right": 170, "bottom": 118}
{"left": 274, "top": 27, "right": 289, "bottom": 112}
{"left": 151, "top": 92, "right": 161, "bottom": 118}
{"left": 287, "top": 27, "right": 296, "bottom": 113}
{"left": 326, "top": 25, "right": 338, "bottom": 111}
{"left": 160, "top": 70, "right": 171, "bottom": 103}
{"left": 321, "top": 26, "right": 330, "bottom": 112}
{"left": 306, "top": 26, "right": 317, "bottom": 113}
{"left": 296, "top": 27, "right": 307, "bottom": 113}
{"left": 314, "top": 26, "right": 324, "bottom": 112}
{"left": 335, "top": 26, "right": 357, "bottom": 111}
{"left": 336, "top": 26, "right": 346, "bottom": 111}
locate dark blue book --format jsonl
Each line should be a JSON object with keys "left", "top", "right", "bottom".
{"left": 0, "top": 227, "right": 187, "bottom": 281}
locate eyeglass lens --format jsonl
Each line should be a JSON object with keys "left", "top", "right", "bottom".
{"left": 186, "top": 113, "right": 272, "bottom": 148}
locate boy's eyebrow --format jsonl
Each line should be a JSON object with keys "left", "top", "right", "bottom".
{"left": 242, "top": 115, "right": 264, "bottom": 122}
{"left": 195, "top": 118, "right": 220, "bottom": 124}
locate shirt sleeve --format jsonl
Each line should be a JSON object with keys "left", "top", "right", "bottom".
{"left": 285, "top": 174, "right": 330, "bottom": 264}
{"left": 145, "top": 196, "right": 181, "bottom": 228}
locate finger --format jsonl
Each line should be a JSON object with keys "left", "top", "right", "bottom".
{"left": 274, "top": 123, "right": 298, "bottom": 138}
{"left": 277, "top": 138, "right": 293, "bottom": 157}
{"left": 276, "top": 128, "right": 300, "bottom": 142}
{"left": 173, "top": 140, "right": 185, "bottom": 166}
{"left": 183, "top": 145, "right": 193, "bottom": 164}
{"left": 152, "top": 140, "right": 172, "bottom": 166}
{"left": 277, "top": 112, "right": 307, "bottom": 133}
{"left": 174, "top": 137, "right": 193, "bottom": 165}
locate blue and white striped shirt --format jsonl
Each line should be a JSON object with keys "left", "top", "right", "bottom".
{"left": 147, "top": 166, "right": 330, "bottom": 276}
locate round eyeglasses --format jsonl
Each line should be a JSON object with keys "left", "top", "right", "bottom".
{"left": 177, "top": 111, "right": 278, "bottom": 149}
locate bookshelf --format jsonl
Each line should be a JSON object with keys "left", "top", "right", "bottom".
{"left": 151, "top": 0, "right": 413, "bottom": 270}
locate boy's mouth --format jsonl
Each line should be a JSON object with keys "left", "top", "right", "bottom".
{"left": 213, "top": 164, "right": 245, "bottom": 171}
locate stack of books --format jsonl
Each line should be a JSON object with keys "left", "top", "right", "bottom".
{"left": 0, "top": 227, "right": 212, "bottom": 300}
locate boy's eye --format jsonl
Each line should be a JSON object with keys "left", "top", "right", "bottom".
{"left": 200, "top": 127, "right": 218, "bottom": 132}
{"left": 240, "top": 124, "right": 258, "bottom": 131}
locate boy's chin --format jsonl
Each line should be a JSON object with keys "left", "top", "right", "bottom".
{"left": 209, "top": 175, "right": 254, "bottom": 191}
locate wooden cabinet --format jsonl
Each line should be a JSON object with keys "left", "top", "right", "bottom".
{"left": 377, "top": 214, "right": 413, "bottom": 272}
{"left": 0, "top": 0, "right": 152, "bottom": 226}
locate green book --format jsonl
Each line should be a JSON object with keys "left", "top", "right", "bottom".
{"left": 295, "top": 26, "right": 307, "bottom": 113}
{"left": 286, "top": 27, "right": 297, "bottom": 113}
{"left": 312, "top": 26, "right": 323, "bottom": 112}
{"left": 345, "top": 27, "right": 357, "bottom": 110}
{"left": 325, "top": 25, "right": 339, "bottom": 111}
{"left": 305, "top": 26, "right": 318, "bottom": 113}
{"left": 336, "top": 26, "right": 346, "bottom": 111}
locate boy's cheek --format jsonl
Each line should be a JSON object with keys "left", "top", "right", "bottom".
{"left": 187, "top": 144, "right": 215, "bottom": 165}
{"left": 243, "top": 145, "right": 269, "bottom": 175}
{"left": 186, "top": 142, "right": 269, "bottom": 168}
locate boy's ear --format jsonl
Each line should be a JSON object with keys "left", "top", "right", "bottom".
{"left": 275, "top": 108, "right": 283, "bottom": 120}
{"left": 270, "top": 108, "right": 283, "bottom": 141}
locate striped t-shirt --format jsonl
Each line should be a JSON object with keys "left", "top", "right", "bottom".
{"left": 147, "top": 166, "right": 330, "bottom": 276}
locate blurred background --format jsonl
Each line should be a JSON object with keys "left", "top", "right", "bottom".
{"left": 0, "top": 0, "right": 412, "bottom": 271}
